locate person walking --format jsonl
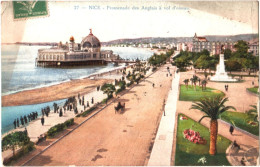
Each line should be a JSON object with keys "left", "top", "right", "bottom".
{"left": 16, "top": 118, "right": 19, "bottom": 127}
{"left": 13, "top": 119, "right": 16, "bottom": 129}
{"left": 24, "top": 115, "right": 28, "bottom": 124}
{"left": 20, "top": 116, "right": 24, "bottom": 126}
{"left": 41, "top": 117, "right": 45, "bottom": 126}
{"left": 229, "top": 125, "right": 234, "bottom": 135}
{"left": 232, "top": 140, "right": 240, "bottom": 150}
{"left": 91, "top": 97, "right": 94, "bottom": 104}
{"left": 27, "top": 114, "right": 30, "bottom": 122}
{"left": 59, "top": 108, "right": 63, "bottom": 117}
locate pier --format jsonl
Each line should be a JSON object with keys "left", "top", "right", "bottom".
{"left": 35, "top": 58, "right": 136, "bottom": 67}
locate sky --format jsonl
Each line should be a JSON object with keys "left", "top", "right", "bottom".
{"left": 1, "top": 1, "right": 258, "bottom": 43}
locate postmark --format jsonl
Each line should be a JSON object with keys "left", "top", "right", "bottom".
{"left": 13, "top": 0, "right": 48, "bottom": 20}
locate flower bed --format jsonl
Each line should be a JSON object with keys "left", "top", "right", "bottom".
{"left": 183, "top": 129, "right": 207, "bottom": 145}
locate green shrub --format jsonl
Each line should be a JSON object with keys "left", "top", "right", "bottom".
{"left": 81, "top": 106, "right": 97, "bottom": 117}
{"left": 127, "top": 81, "right": 134, "bottom": 87}
{"left": 64, "top": 118, "right": 74, "bottom": 127}
{"left": 3, "top": 141, "right": 35, "bottom": 165}
{"left": 47, "top": 119, "right": 74, "bottom": 138}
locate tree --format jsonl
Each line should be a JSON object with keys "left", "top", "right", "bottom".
{"left": 224, "top": 48, "right": 232, "bottom": 59}
{"left": 192, "top": 75, "right": 199, "bottom": 90}
{"left": 183, "top": 79, "right": 189, "bottom": 90}
{"left": 225, "top": 59, "right": 242, "bottom": 73}
{"left": 204, "top": 71, "right": 208, "bottom": 79}
{"left": 234, "top": 40, "right": 249, "bottom": 58}
{"left": 2, "top": 131, "right": 30, "bottom": 156}
{"left": 246, "top": 105, "right": 258, "bottom": 123}
{"left": 101, "top": 83, "right": 115, "bottom": 98}
{"left": 201, "top": 79, "right": 207, "bottom": 90}
{"left": 190, "top": 96, "right": 236, "bottom": 155}
{"left": 190, "top": 78, "right": 194, "bottom": 88}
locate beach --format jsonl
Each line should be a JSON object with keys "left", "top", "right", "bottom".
{"left": 1, "top": 65, "right": 134, "bottom": 107}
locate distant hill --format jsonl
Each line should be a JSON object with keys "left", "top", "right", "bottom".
{"left": 101, "top": 34, "right": 258, "bottom": 45}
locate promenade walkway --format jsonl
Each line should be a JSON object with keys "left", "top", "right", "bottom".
{"left": 2, "top": 89, "right": 107, "bottom": 163}
{"left": 148, "top": 70, "right": 180, "bottom": 166}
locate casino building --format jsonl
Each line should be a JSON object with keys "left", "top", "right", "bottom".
{"left": 36, "top": 29, "right": 119, "bottom": 66}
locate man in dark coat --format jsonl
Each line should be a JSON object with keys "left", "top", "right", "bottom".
{"left": 13, "top": 119, "right": 16, "bottom": 129}
{"left": 20, "top": 116, "right": 24, "bottom": 126}
{"left": 16, "top": 118, "right": 19, "bottom": 127}
{"left": 229, "top": 125, "right": 234, "bottom": 135}
{"left": 41, "top": 117, "right": 45, "bottom": 126}
{"left": 59, "top": 109, "right": 63, "bottom": 117}
{"left": 24, "top": 115, "right": 28, "bottom": 124}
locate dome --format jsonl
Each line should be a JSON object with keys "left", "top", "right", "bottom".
{"left": 81, "top": 29, "right": 101, "bottom": 50}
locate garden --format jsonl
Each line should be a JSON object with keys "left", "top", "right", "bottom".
{"left": 175, "top": 114, "right": 231, "bottom": 166}
{"left": 220, "top": 109, "right": 259, "bottom": 136}
{"left": 179, "top": 85, "right": 225, "bottom": 101}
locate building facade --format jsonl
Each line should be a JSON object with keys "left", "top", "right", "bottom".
{"left": 192, "top": 33, "right": 235, "bottom": 55}
{"left": 36, "top": 29, "right": 119, "bottom": 66}
{"left": 248, "top": 38, "right": 259, "bottom": 56}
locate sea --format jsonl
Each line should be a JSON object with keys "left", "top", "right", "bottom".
{"left": 1, "top": 45, "right": 153, "bottom": 134}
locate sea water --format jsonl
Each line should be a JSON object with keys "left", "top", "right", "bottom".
{"left": 1, "top": 44, "right": 153, "bottom": 134}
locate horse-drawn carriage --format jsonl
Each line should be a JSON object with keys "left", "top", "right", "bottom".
{"left": 114, "top": 102, "right": 125, "bottom": 114}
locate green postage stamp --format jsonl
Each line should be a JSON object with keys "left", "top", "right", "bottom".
{"left": 13, "top": 1, "right": 48, "bottom": 19}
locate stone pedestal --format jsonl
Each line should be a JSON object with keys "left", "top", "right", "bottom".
{"left": 210, "top": 54, "right": 237, "bottom": 82}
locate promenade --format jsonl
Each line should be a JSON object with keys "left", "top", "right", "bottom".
{"left": 8, "top": 63, "right": 174, "bottom": 166}
{"left": 148, "top": 71, "right": 180, "bottom": 165}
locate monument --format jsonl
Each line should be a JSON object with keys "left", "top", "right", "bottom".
{"left": 210, "top": 45, "right": 237, "bottom": 82}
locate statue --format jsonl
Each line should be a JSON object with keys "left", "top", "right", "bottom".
{"left": 210, "top": 44, "right": 236, "bottom": 82}
{"left": 221, "top": 45, "right": 225, "bottom": 54}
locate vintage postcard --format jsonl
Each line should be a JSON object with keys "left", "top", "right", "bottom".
{"left": 1, "top": 0, "right": 259, "bottom": 166}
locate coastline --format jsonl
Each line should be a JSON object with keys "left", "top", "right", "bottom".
{"left": 1, "top": 47, "right": 162, "bottom": 107}
{"left": 2, "top": 64, "right": 133, "bottom": 107}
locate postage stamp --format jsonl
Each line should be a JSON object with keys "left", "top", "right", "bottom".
{"left": 13, "top": 0, "right": 48, "bottom": 20}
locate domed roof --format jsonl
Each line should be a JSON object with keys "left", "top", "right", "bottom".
{"left": 81, "top": 29, "right": 101, "bottom": 48}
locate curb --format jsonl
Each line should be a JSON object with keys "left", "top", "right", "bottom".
{"left": 246, "top": 88, "right": 259, "bottom": 97}
{"left": 219, "top": 119, "right": 259, "bottom": 140}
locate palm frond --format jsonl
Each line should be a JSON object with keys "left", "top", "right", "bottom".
{"left": 198, "top": 115, "right": 210, "bottom": 123}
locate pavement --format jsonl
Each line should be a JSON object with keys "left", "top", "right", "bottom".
{"left": 148, "top": 70, "right": 180, "bottom": 166}
{"left": 1, "top": 89, "right": 107, "bottom": 163}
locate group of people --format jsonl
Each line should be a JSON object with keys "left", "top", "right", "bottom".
{"left": 224, "top": 84, "right": 229, "bottom": 91}
{"left": 13, "top": 111, "right": 38, "bottom": 129}
{"left": 42, "top": 106, "right": 51, "bottom": 117}
{"left": 229, "top": 125, "right": 246, "bottom": 165}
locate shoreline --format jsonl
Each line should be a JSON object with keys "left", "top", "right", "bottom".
{"left": 2, "top": 64, "right": 134, "bottom": 107}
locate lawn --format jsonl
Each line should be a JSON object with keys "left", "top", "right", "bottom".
{"left": 247, "top": 87, "right": 258, "bottom": 95}
{"left": 175, "top": 114, "right": 231, "bottom": 166}
{"left": 179, "top": 85, "right": 225, "bottom": 101}
{"left": 220, "top": 111, "right": 259, "bottom": 136}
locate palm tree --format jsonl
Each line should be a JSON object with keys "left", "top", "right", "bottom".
{"left": 101, "top": 84, "right": 115, "bottom": 99}
{"left": 190, "top": 78, "right": 194, "bottom": 88}
{"left": 204, "top": 71, "right": 208, "bottom": 79}
{"left": 183, "top": 79, "right": 189, "bottom": 90}
{"left": 190, "top": 96, "right": 236, "bottom": 155}
{"left": 201, "top": 79, "right": 208, "bottom": 90}
{"left": 247, "top": 104, "right": 258, "bottom": 122}
{"left": 193, "top": 75, "right": 199, "bottom": 91}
